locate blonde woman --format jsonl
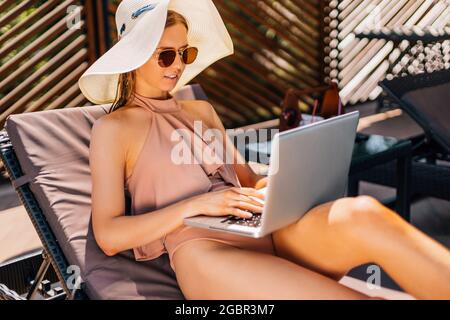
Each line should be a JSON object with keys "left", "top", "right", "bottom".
{"left": 80, "top": 0, "right": 450, "bottom": 299}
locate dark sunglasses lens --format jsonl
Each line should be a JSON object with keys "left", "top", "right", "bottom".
{"left": 182, "top": 47, "right": 198, "bottom": 65}
{"left": 158, "top": 50, "right": 176, "bottom": 67}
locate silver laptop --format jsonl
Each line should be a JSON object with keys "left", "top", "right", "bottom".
{"left": 184, "top": 111, "right": 360, "bottom": 238}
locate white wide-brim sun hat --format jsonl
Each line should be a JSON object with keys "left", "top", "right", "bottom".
{"left": 78, "top": 0, "right": 234, "bottom": 105}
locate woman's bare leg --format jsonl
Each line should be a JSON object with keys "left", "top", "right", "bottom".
{"left": 172, "top": 239, "right": 370, "bottom": 300}
{"left": 272, "top": 196, "right": 450, "bottom": 299}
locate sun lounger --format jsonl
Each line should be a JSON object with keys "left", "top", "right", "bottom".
{"left": 0, "top": 83, "right": 413, "bottom": 300}
{"left": 358, "top": 70, "right": 450, "bottom": 202}
{"left": 0, "top": 84, "right": 209, "bottom": 300}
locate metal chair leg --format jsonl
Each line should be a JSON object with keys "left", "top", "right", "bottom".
{"left": 26, "top": 253, "right": 51, "bottom": 300}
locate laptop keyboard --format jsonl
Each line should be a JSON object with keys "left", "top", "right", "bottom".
{"left": 221, "top": 213, "right": 262, "bottom": 228}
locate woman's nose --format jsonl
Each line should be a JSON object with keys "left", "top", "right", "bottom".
{"left": 172, "top": 52, "right": 184, "bottom": 70}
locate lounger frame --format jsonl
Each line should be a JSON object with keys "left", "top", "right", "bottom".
{"left": 0, "top": 129, "right": 86, "bottom": 300}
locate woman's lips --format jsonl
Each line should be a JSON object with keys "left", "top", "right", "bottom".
{"left": 164, "top": 75, "right": 178, "bottom": 82}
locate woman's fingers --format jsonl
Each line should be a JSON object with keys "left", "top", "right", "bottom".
{"left": 231, "top": 193, "right": 264, "bottom": 209}
{"left": 227, "top": 188, "right": 265, "bottom": 214}
{"left": 226, "top": 207, "right": 253, "bottom": 219}
{"left": 254, "top": 177, "right": 268, "bottom": 190}
{"left": 229, "top": 200, "right": 263, "bottom": 214}
{"left": 206, "top": 187, "right": 266, "bottom": 219}
{"left": 229, "top": 187, "right": 265, "bottom": 200}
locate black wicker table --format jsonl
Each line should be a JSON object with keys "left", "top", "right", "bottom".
{"left": 349, "top": 133, "right": 412, "bottom": 221}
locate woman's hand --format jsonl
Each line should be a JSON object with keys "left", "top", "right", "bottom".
{"left": 184, "top": 187, "right": 265, "bottom": 219}
{"left": 254, "top": 176, "right": 268, "bottom": 190}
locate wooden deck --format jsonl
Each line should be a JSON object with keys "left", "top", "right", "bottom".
{"left": 0, "top": 205, "right": 41, "bottom": 264}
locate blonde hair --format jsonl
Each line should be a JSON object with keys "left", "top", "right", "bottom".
{"left": 109, "top": 10, "right": 188, "bottom": 113}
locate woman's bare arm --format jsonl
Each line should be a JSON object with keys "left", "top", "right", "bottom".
{"left": 89, "top": 116, "right": 194, "bottom": 256}
{"left": 90, "top": 108, "right": 265, "bottom": 257}
{"left": 202, "top": 101, "right": 266, "bottom": 188}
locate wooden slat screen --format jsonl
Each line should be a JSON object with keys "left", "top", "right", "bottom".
{"left": 0, "top": 0, "right": 108, "bottom": 129}
{"left": 327, "top": 0, "right": 450, "bottom": 105}
{"left": 107, "top": 0, "right": 330, "bottom": 128}
{"left": 2, "top": 1, "right": 448, "bottom": 126}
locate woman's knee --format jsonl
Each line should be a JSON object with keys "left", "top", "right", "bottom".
{"left": 332, "top": 195, "right": 382, "bottom": 221}
{"left": 274, "top": 196, "right": 383, "bottom": 245}
{"left": 328, "top": 195, "right": 393, "bottom": 238}
{"left": 349, "top": 195, "right": 383, "bottom": 214}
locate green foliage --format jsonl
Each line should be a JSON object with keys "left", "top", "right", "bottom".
{"left": 0, "top": 5, "right": 38, "bottom": 37}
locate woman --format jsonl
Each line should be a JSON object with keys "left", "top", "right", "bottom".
{"left": 80, "top": 0, "right": 450, "bottom": 299}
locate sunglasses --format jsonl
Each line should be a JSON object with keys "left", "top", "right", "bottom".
{"left": 155, "top": 46, "right": 198, "bottom": 68}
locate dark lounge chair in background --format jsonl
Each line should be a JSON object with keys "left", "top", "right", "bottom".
{"left": 359, "top": 69, "right": 450, "bottom": 204}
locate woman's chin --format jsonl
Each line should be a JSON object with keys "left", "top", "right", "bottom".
{"left": 160, "top": 86, "right": 175, "bottom": 93}
{"left": 162, "top": 76, "right": 179, "bottom": 87}
{"left": 161, "top": 83, "right": 177, "bottom": 92}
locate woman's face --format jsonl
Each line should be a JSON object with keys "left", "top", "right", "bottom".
{"left": 135, "top": 23, "right": 188, "bottom": 97}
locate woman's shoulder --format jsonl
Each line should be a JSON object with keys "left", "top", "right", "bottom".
{"left": 180, "top": 99, "right": 213, "bottom": 111}
{"left": 91, "top": 104, "right": 152, "bottom": 149}
{"left": 100, "top": 102, "right": 153, "bottom": 125}
{"left": 179, "top": 99, "right": 216, "bottom": 128}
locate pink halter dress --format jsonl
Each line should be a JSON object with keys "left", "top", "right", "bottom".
{"left": 124, "top": 91, "right": 275, "bottom": 272}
